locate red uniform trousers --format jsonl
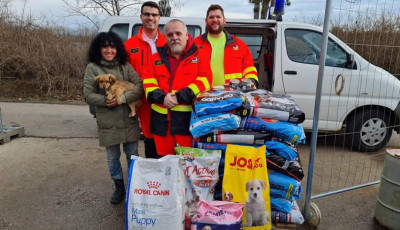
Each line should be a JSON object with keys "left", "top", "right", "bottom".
{"left": 153, "top": 121, "right": 192, "bottom": 156}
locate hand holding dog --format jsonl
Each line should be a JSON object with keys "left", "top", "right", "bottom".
{"left": 106, "top": 96, "right": 118, "bottom": 108}
{"left": 164, "top": 93, "right": 178, "bottom": 109}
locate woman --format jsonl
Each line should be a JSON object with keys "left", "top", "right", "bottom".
{"left": 83, "top": 31, "right": 143, "bottom": 204}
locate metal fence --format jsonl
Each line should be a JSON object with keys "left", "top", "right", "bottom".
{"left": 295, "top": 0, "right": 400, "bottom": 227}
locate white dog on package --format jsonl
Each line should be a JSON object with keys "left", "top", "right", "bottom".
{"left": 244, "top": 179, "right": 269, "bottom": 227}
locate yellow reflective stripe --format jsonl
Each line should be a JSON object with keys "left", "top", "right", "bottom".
{"left": 171, "top": 105, "right": 192, "bottom": 112}
{"left": 243, "top": 66, "right": 257, "bottom": 76}
{"left": 225, "top": 73, "right": 242, "bottom": 80}
{"left": 145, "top": 87, "right": 160, "bottom": 97}
{"left": 151, "top": 104, "right": 167, "bottom": 114}
{"left": 197, "top": 76, "right": 210, "bottom": 91}
{"left": 143, "top": 78, "right": 158, "bottom": 84}
{"left": 171, "top": 90, "right": 177, "bottom": 93}
{"left": 244, "top": 74, "right": 258, "bottom": 80}
{"left": 188, "top": 84, "right": 200, "bottom": 95}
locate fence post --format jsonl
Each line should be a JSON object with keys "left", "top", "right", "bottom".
{"left": 303, "top": 0, "right": 333, "bottom": 222}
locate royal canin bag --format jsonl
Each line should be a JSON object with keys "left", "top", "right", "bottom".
{"left": 125, "top": 155, "right": 185, "bottom": 230}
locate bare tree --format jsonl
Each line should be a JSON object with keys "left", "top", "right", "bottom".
{"left": 159, "top": 0, "right": 171, "bottom": 17}
{"left": 62, "top": 0, "right": 182, "bottom": 29}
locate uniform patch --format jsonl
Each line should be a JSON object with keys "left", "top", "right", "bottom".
{"left": 155, "top": 60, "right": 164, "bottom": 65}
{"left": 191, "top": 57, "right": 198, "bottom": 63}
{"left": 232, "top": 45, "right": 239, "bottom": 50}
{"left": 130, "top": 48, "right": 139, "bottom": 53}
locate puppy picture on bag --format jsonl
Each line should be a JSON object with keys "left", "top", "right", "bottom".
{"left": 222, "top": 144, "right": 272, "bottom": 230}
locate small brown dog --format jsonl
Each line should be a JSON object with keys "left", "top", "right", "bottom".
{"left": 94, "top": 73, "right": 141, "bottom": 117}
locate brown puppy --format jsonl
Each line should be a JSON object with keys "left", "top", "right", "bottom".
{"left": 94, "top": 74, "right": 141, "bottom": 117}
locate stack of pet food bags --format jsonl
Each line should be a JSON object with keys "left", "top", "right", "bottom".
{"left": 190, "top": 85, "right": 306, "bottom": 225}
{"left": 175, "top": 146, "right": 249, "bottom": 229}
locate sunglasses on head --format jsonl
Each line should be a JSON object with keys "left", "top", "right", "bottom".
{"left": 142, "top": 12, "right": 160, "bottom": 17}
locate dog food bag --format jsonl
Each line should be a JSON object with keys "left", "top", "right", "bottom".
{"left": 236, "top": 91, "right": 305, "bottom": 124}
{"left": 175, "top": 147, "right": 221, "bottom": 217}
{"left": 270, "top": 197, "right": 293, "bottom": 213}
{"left": 265, "top": 140, "right": 298, "bottom": 161}
{"left": 125, "top": 155, "right": 185, "bottom": 230}
{"left": 191, "top": 201, "right": 244, "bottom": 230}
{"left": 223, "top": 144, "right": 272, "bottom": 230}
{"left": 194, "top": 142, "right": 228, "bottom": 201}
{"left": 240, "top": 117, "right": 306, "bottom": 145}
{"left": 268, "top": 171, "right": 303, "bottom": 201}
{"left": 190, "top": 112, "right": 241, "bottom": 138}
{"left": 271, "top": 200, "right": 304, "bottom": 224}
{"left": 194, "top": 90, "right": 244, "bottom": 116}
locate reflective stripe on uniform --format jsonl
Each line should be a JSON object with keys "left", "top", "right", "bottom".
{"left": 151, "top": 104, "right": 168, "bottom": 114}
{"left": 244, "top": 73, "right": 258, "bottom": 80}
{"left": 171, "top": 104, "right": 192, "bottom": 112}
{"left": 243, "top": 66, "right": 257, "bottom": 76}
{"left": 188, "top": 84, "right": 200, "bottom": 95}
{"left": 143, "top": 78, "right": 158, "bottom": 85}
{"left": 225, "top": 73, "right": 242, "bottom": 80}
{"left": 145, "top": 86, "right": 160, "bottom": 98}
{"left": 197, "top": 76, "right": 211, "bottom": 91}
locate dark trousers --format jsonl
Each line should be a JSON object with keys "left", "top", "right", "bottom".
{"left": 144, "top": 138, "right": 160, "bottom": 159}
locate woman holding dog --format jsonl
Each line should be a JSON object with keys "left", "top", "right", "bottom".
{"left": 83, "top": 31, "right": 144, "bottom": 204}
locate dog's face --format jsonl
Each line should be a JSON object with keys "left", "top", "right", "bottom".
{"left": 93, "top": 74, "right": 117, "bottom": 90}
{"left": 224, "top": 192, "right": 233, "bottom": 202}
{"left": 192, "top": 189, "right": 200, "bottom": 202}
{"left": 202, "top": 226, "right": 212, "bottom": 230}
{"left": 245, "top": 179, "right": 266, "bottom": 202}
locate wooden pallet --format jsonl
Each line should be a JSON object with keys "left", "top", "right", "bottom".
{"left": 274, "top": 222, "right": 298, "bottom": 229}
{"left": 0, "top": 126, "right": 25, "bottom": 143}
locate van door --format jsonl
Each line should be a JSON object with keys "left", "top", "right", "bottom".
{"left": 280, "top": 25, "right": 358, "bottom": 132}
{"left": 225, "top": 27, "right": 275, "bottom": 91}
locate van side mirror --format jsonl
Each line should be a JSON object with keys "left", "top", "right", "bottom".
{"left": 346, "top": 53, "right": 355, "bottom": 69}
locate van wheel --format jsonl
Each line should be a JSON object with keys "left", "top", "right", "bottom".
{"left": 345, "top": 109, "right": 392, "bottom": 152}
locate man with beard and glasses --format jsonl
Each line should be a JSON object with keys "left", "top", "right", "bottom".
{"left": 124, "top": 1, "right": 165, "bottom": 159}
{"left": 194, "top": 4, "right": 259, "bottom": 88}
{"left": 143, "top": 19, "right": 212, "bottom": 156}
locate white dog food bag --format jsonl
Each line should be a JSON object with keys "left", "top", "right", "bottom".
{"left": 125, "top": 155, "right": 185, "bottom": 230}
{"left": 222, "top": 144, "right": 272, "bottom": 230}
{"left": 175, "top": 147, "right": 221, "bottom": 217}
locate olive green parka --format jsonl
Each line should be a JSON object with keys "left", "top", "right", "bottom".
{"left": 83, "top": 60, "right": 144, "bottom": 147}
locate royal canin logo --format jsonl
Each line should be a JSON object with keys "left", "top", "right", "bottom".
{"left": 134, "top": 181, "right": 170, "bottom": 196}
{"left": 146, "top": 181, "right": 161, "bottom": 189}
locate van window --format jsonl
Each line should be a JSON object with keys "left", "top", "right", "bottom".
{"left": 132, "top": 24, "right": 202, "bottom": 38}
{"left": 110, "top": 24, "right": 129, "bottom": 42}
{"left": 231, "top": 34, "right": 263, "bottom": 59}
{"left": 285, "top": 29, "right": 352, "bottom": 68}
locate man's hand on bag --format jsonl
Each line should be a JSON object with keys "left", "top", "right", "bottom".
{"left": 164, "top": 93, "right": 178, "bottom": 109}
{"left": 106, "top": 96, "right": 118, "bottom": 107}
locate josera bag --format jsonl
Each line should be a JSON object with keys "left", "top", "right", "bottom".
{"left": 125, "top": 155, "right": 185, "bottom": 230}
{"left": 222, "top": 145, "right": 272, "bottom": 230}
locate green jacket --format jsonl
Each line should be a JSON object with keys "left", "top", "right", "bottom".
{"left": 83, "top": 60, "right": 144, "bottom": 147}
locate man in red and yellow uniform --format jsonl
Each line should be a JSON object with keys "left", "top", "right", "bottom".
{"left": 194, "top": 4, "right": 258, "bottom": 88}
{"left": 124, "top": 1, "right": 166, "bottom": 158}
{"left": 143, "top": 19, "right": 212, "bottom": 156}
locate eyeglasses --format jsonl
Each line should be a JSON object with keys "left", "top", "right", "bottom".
{"left": 142, "top": 12, "right": 160, "bottom": 17}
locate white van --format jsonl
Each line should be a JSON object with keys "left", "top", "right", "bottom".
{"left": 99, "top": 16, "right": 400, "bottom": 152}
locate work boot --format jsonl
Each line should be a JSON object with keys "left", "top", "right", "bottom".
{"left": 110, "top": 179, "right": 125, "bottom": 204}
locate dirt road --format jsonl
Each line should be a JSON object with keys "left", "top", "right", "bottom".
{"left": 0, "top": 102, "right": 395, "bottom": 229}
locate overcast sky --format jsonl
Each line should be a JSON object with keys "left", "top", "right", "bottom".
{"left": 9, "top": 0, "right": 400, "bottom": 30}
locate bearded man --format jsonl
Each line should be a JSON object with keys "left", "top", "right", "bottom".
{"left": 194, "top": 4, "right": 259, "bottom": 88}
{"left": 143, "top": 19, "right": 212, "bottom": 156}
